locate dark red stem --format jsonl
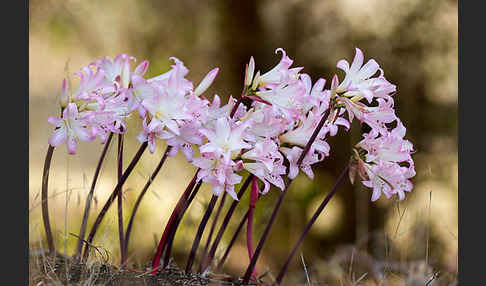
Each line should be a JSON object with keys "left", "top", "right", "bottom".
{"left": 41, "top": 145, "right": 56, "bottom": 257}
{"left": 117, "top": 134, "right": 126, "bottom": 267}
{"left": 151, "top": 171, "right": 198, "bottom": 274}
{"left": 124, "top": 146, "right": 171, "bottom": 259}
{"left": 242, "top": 108, "right": 331, "bottom": 284}
{"left": 81, "top": 142, "right": 148, "bottom": 262}
{"left": 198, "top": 191, "right": 227, "bottom": 273}
{"left": 274, "top": 164, "right": 349, "bottom": 285}
{"left": 74, "top": 133, "right": 114, "bottom": 261}
{"left": 185, "top": 194, "right": 219, "bottom": 273}
{"left": 216, "top": 209, "right": 250, "bottom": 271}
{"left": 247, "top": 177, "right": 259, "bottom": 279}
{"left": 162, "top": 180, "right": 203, "bottom": 268}
{"left": 203, "top": 174, "right": 253, "bottom": 271}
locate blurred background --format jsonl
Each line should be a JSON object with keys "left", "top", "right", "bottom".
{"left": 29, "top": 0, "right": 457, "bottom": 284}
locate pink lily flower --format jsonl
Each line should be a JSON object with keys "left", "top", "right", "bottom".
{"left": 279, "top": 146, "right": 322, "bottom": 180}
{"left": 48, "top": 103, "right": 95, "bottom": 154}
{"left": 199, "top": 117, "right": 252, "bottom": 162}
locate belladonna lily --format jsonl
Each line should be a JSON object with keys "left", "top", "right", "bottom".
{"left": 158, "top": 122, "right": 205, "bottom": 162}
{"left": 253, "top": 48, "right": 302, "bottom": 89}
{"left": 336, "top": 48, "right": 395, "bottom": 104}
{"left": 199, "top": 117, "right": 252, "bottom": 161}
{"left": 256, "top": 80, "right": 306, "bottom": 121}
{"left": 95, "top": 54, "right": 136, "bottom": 88}
{"left": 279, "top": 146, "right": 322, "bottom": 180}
{"left": 142, "top": 85, "right": 193, "bottom": 135}
{"left": 361, "top": 161, "right": 413, "bottom": 201}
{"left": 300, "top": 73, "right": 327, "bottom": 113}
{"left": 241, "top": 139, "right": 282, "bottom": 172}
{"left": 48, "top": 103, "right": 95, "bottom": 154}
{"left": 337, "top": 96, "right": 396, "bottom": 135}
{"left": 357, "top": 121, "right": 414, "bottom": 164}
{"left": 192, "top": 154, "right": 242, "bottom": 200}
{"left": 241, "top": 106, "right": 286, "bottom": 142}
{"left": 204, "top": 95, "right": 247, "bottom": 129}
{"left": 147, "top": 57, "right": 194, "bottom": 95}
{"left": 350, "top": 119, "right": 416, "bottom": 201}
{"left": 72, "top": 66, "right": 112, "bottom": 101}
{"left": 136, "top": 118, "right": 165, "bottom": 153}
{"left": 279, "top": 109, "right": 331, "bottom": 156}
{"left": 243, "top": 159, "right": 286, "bottom": 194}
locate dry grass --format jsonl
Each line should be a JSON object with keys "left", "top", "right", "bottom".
{"left": 29, "top": 241, "right": 458, "bottom": 286}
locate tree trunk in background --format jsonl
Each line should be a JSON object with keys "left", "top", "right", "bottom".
{"left": 217, "top": 0, "right": 266, "bottom": 96}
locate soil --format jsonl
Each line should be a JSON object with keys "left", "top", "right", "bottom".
{"left": 29, "top": 252, "right": 269, "bottom": 286}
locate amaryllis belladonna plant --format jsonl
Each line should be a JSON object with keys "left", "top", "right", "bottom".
{"left": 41, "top": 47, "right": 415, "bottom": 284}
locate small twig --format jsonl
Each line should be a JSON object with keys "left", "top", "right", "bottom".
{"left": 349, "top": 248, "right": 355, "bottom": 279}
{"left": 300, "top": 253, "right": 311, "bottom": 286}
{"left": 425, "top": 271, "right": 440, "bottom": 286}
{"left": 426, "top": 191, "right": 432, "bottom": 266}
{"left": 352, "top": 272, "right": 368, "bottom": 286}
{"left": 69, "top": 233, "right": 108, "bottom": 264}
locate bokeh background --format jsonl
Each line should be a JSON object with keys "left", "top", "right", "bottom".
{"left": 29, "top": 0, "right": 457, "bottom": 284}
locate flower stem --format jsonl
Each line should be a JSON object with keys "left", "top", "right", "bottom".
{"left": 117, "top": 134, "right": 126, "bottom": 267}
{"left": 242, "top": 109, "right": 331, "bottom": 284}
{"left": 216, "top": 209, "right": 249, "bottom": 271}
{"left": 185, "top": 194, "right": 219, "bottom": 273}
{"left": 124, "top": 146, "right": 171, "bottom": 260}
{"left": 163, "top": 180, "right": 203, "bottom": 268}
{"left": 81, "top": 142, "right": 148, "bottom": 262}
{"left": 246, "top": 177, "right": 260, "bottom": 279}
{"left": 73, "top": 133, "right": 114, "bottom": 261}
{"left": 198, "top": 191, "right": 227, "bottom": 273}
{"left": 151, "top": 171, "right": 198, "bottom": 274}
{"left": 203, "top": 174, "right": 253, "bottom": 271}
{"left": 274, "top": 164, "right": 349, "bottom": 285}
{"left": 41, "top": 144, "right": 56, "bottom": 257}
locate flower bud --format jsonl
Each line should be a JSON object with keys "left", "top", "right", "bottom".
{"left": 245, "top": 57, "right": 255, "bottom": 87}
{"left": 120, "top": 57, "right": 131, "bottom": 89}
{"left": 59, "top": 78, "right": 69, "bottom": 108}
{"left": 194, "top": 67, "right": 219, "bottom": 96}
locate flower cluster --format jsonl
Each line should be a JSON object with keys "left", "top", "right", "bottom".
{"left": 339, "top": 49, "right": 416, "bottom": 201}
{"left": 349, "top": 120, "right": 416, "bottom": 201}
{"left": 48, "top": 48, "right": 415, "bottom": 201}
